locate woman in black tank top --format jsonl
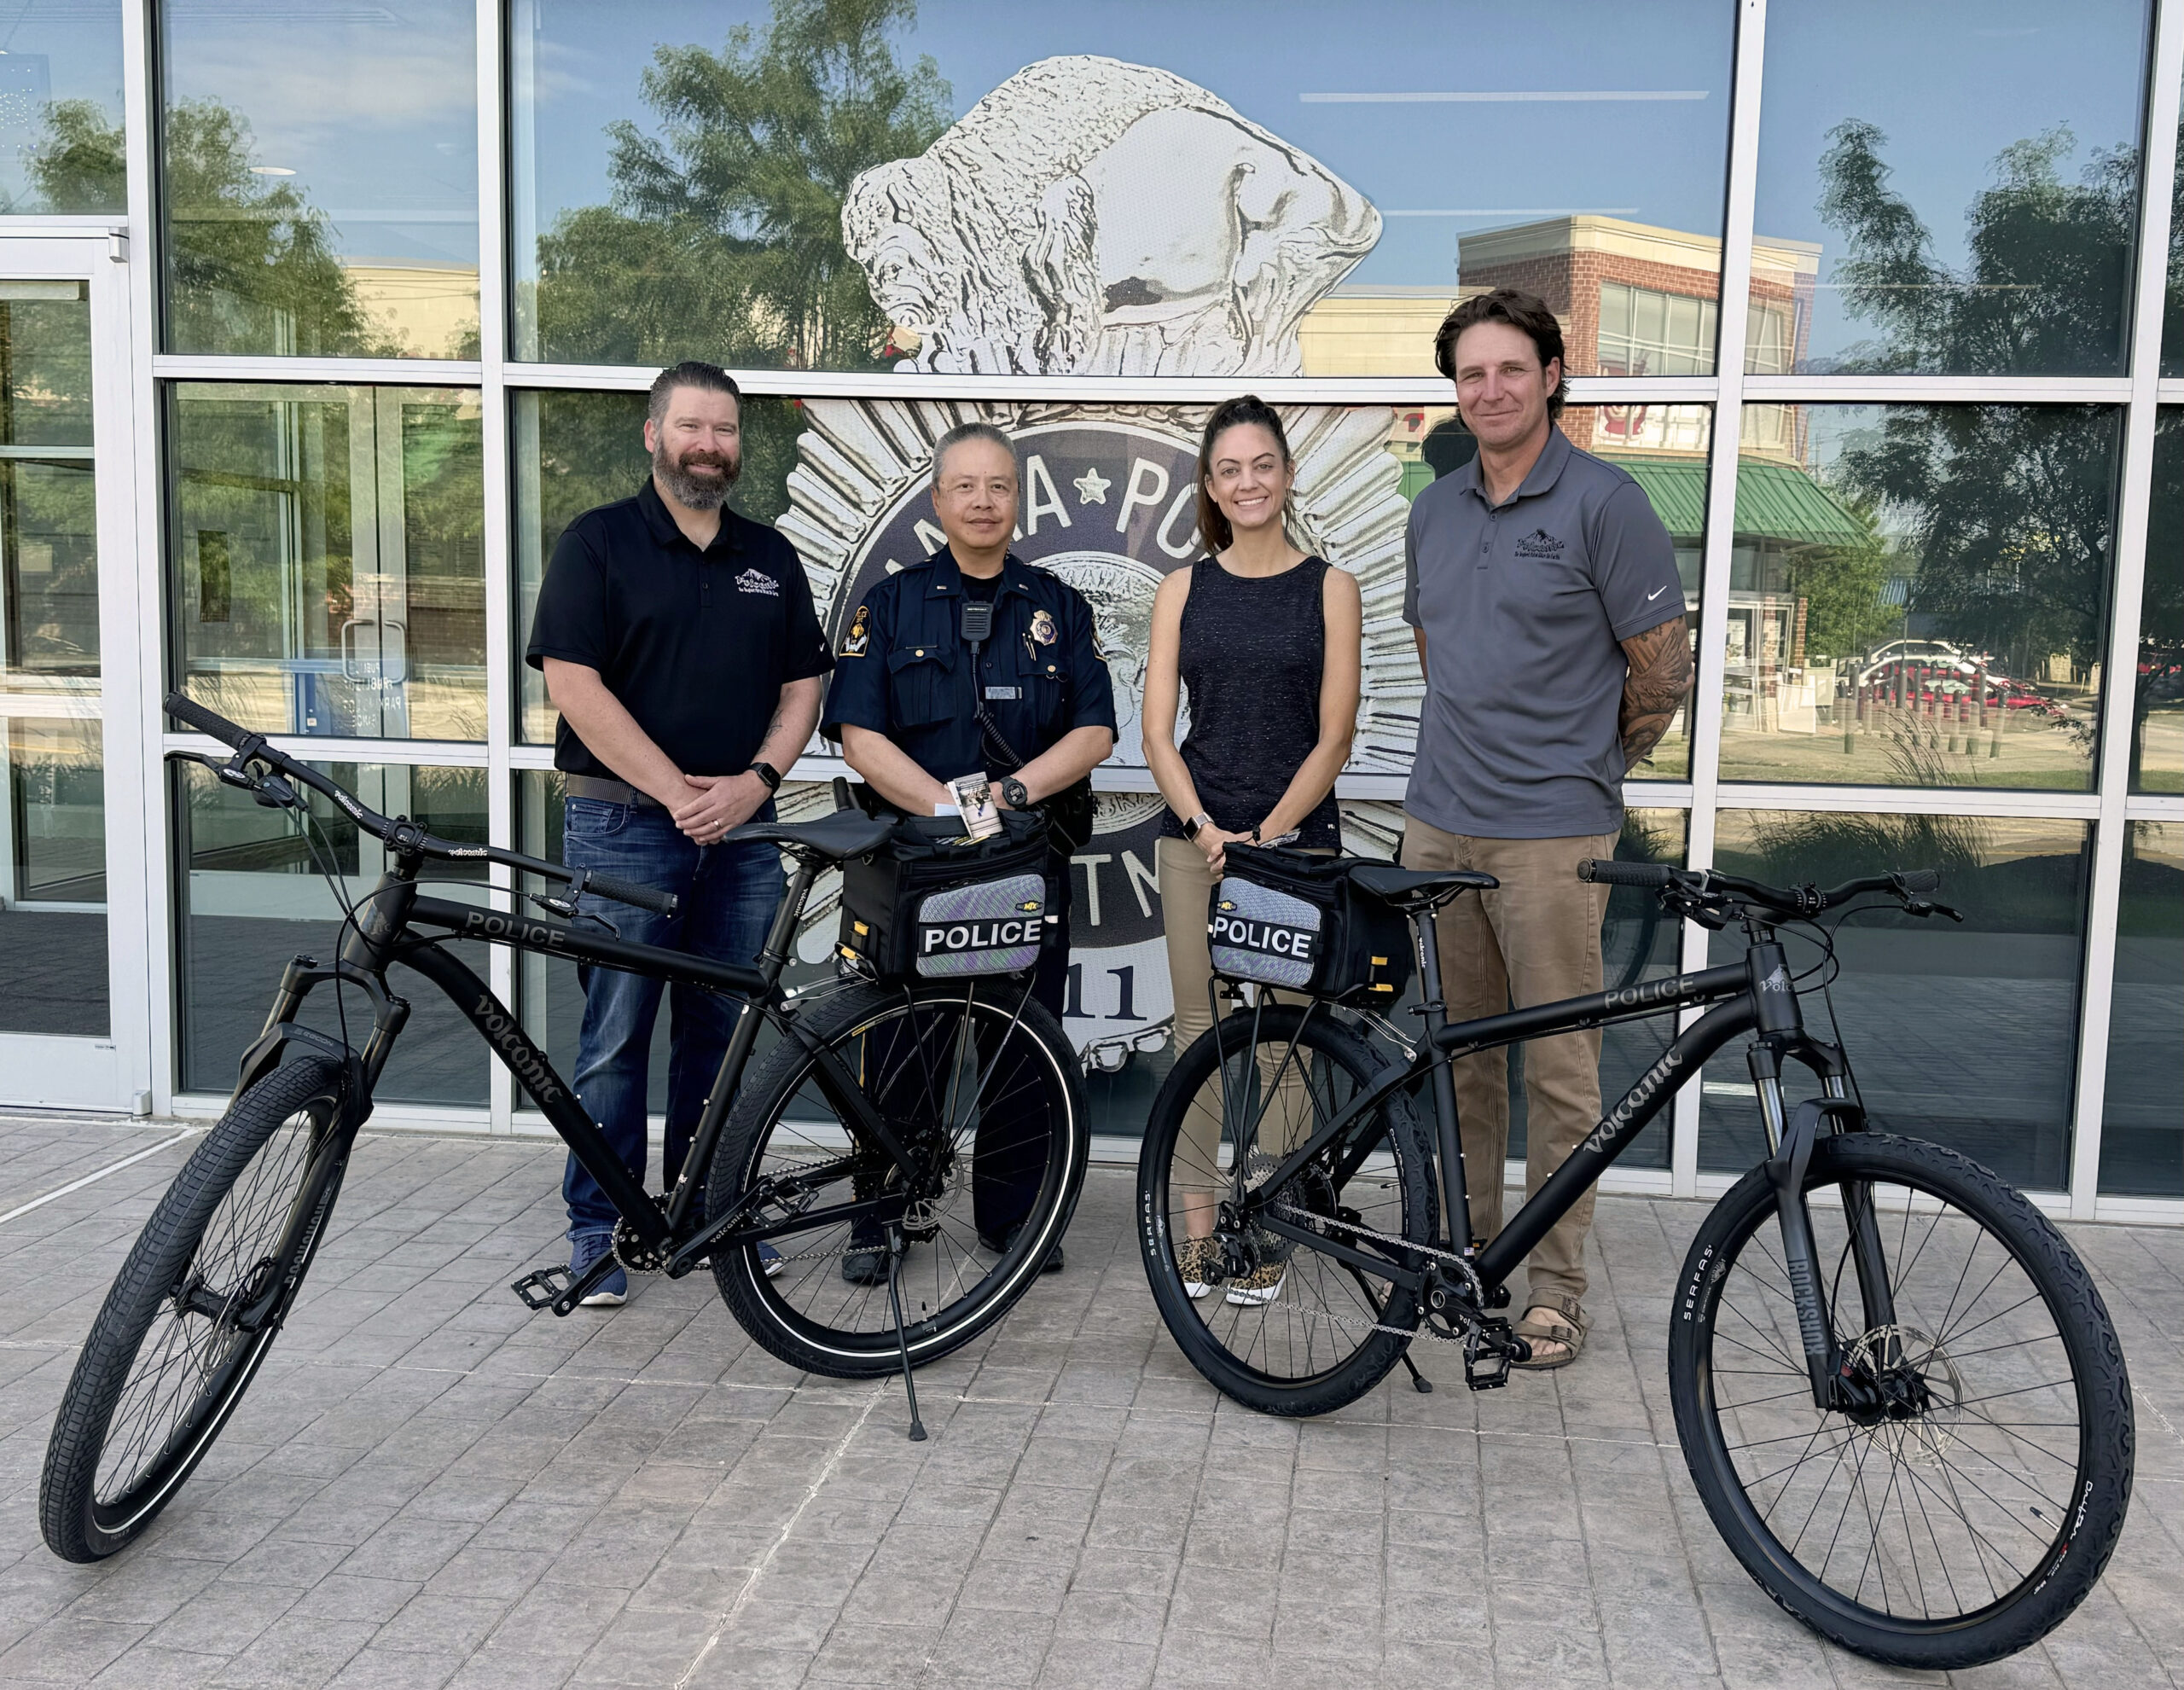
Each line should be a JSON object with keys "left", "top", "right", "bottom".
{"left": 1141, "top": 397, "right": 1363, "bottom": 1304}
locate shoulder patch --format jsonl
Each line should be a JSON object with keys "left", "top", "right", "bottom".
{"left": 839, "top": 603, "right": 870, "bottom": 657}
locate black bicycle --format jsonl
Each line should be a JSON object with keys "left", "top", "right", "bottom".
{"left": 1136, "top": 850, "right": 2132, "bottom": 1670}
{"left": 41, "top": 694, "right": 1088, "bottom": 1562}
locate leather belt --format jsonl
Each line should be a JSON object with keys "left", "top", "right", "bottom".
{"left": 563, "top": 774, "right": 663, "bottom": 809}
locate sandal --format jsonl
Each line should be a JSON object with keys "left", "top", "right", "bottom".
{"left": 1512, "top": 1292, "right": 1588, "bottom": 1370}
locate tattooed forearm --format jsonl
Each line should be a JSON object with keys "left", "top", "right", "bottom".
{"left": 1619, "top": 615, "right": 1692, "bottom": 767}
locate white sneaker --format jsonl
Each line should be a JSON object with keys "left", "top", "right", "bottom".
{"left": 1226, "top": 1264, "right": 1285, "bottom": 1306}
{"left": 1177, "top": 1238, "right": 1217, "bottom": 1301}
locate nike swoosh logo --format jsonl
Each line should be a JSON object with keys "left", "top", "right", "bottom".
{"left": 1647, "top": 585, "right": 1668, "bottom": 601}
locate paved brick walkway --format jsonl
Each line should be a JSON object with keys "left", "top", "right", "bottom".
{"left": 2, "top": 1112, "right": 2181, "bottom": 1689}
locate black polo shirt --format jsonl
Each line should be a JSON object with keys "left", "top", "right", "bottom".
{"left": 525, "top": 479, "right": 833, "bottom": 779}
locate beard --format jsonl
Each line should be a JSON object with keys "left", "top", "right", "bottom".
{"left": 654, "top": 441, "right": 740, "bottom": 511}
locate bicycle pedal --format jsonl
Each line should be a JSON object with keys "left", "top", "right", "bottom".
{"left": 510, "top": 1266, "right": 572, "bottom": 1310}
{"left": 1462, "top": 1319, "right": 1525, "bottom": 1391}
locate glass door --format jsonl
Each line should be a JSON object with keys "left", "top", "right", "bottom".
{"left": 0, "top": 235, "right": 144, "bottom": 1109}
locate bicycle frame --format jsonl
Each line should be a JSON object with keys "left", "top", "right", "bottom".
{"left": 231, "top": 844, "right": 959, "bottom": 1277}
{"left": 1233, "top": 897, "right": 1879, "bottom": 1399}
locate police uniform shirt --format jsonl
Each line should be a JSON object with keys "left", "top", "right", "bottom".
{"left": 821, "top": 548, "right": 1117, "bottom": 780}
{"left": 526, "top": 479, "right": 834, "bottom": 779}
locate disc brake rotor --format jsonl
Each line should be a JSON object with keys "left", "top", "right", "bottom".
{"left": 1846, "top": 1323, "right": 1965, "bottom": 1466}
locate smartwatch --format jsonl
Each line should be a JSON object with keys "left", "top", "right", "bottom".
{"left": 748, "top": 761, "right": 782, "bottom": 793}
{"left": 1001, "top": 776, "right": 1031, "bottom": 810}
{"left": 1182, "top": 812, "right": 1212, "bottom": 840}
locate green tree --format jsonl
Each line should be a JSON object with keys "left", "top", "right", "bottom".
{"left": 1787, "top": 492, "right": 1902, "bottom": 663}
{"left": 1813, "top": 123, "right": 2129, "bottom": 694}
{"left": 20, "top": 99, "right": 126, "bottom": 214}
{"left": 531, "top": 0, "right": 950, "bottom": 370}
{"left": 162, "top": 99, "right": 395, "bottom": 357}
{"left": 1818, "top": 119, "right": 2135, "bottom": 377}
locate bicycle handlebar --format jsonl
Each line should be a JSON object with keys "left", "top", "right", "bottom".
{"left": 1579, "top": 857, "right": 1943, "bottom": 916}
{"left": 164, "top": 693, "right": 680, "bottom": 917}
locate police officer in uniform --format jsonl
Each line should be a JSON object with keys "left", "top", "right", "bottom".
{"left": 823, "top": 420, "right": 1117, "bottom": 1275}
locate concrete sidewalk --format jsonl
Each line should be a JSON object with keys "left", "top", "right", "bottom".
{"left": 0, "top": 1112, "right": 2180, "bottom": 1689}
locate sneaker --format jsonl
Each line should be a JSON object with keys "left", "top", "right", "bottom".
{"left": 1226, "top": 1262, "right": 1285, "bottom": 1307}
{"left": 1176, "top": 1237, "right": 1218, "bottom": 1301}
{"left": 979, "top": 1222, "right": 1063, "bottom": 1274}
{"left": 758, "top": 1242, "right": 785, "bottom": 1279}
{"left": 569, "top": 1230, "right": 626, "bottom": 1308}
{"left": 842, "top": 1219, "right": 889, "bottom": 1285}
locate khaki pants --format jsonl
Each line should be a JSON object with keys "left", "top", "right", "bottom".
{"left": 1399, "top": 816, "right": 1616, "bottom": 1308}
{"left": 1158, "top": 837, "right": 1312, "bottom": 1222}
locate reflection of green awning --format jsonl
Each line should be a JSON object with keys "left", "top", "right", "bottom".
{"left": 1600, "top": 455, "right": 1866, "bottom": 547}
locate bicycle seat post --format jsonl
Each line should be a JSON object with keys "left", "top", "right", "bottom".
{"left": 1409, "top": 904, "right": 1472, "bottom": 1258}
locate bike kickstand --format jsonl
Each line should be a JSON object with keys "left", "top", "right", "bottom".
{"left": 1397, "top": 1350, "right": 1433, "bottom": 1394}
{"left": 883, "top": 1228, "right": 927, "bottom": 1443}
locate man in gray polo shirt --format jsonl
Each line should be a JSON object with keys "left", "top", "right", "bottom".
{"left": 1402, "top": 287, "right": 1692, "bottom": 1368}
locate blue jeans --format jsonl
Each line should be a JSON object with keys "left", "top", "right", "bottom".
{"left": 561, "top": 795, "right": 783, "bottom": 1239}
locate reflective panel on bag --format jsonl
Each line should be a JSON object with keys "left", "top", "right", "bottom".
{"left": 1208, "top": 879, "right": 1321, "bottom": 989}
{"left": 914, "top": 874, "right": 1048, "bottom": 979}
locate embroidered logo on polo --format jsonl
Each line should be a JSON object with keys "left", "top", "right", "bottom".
{"left": 1513, "top": 528, "right": 1566, "bottom": 559}
{"left": 734, "top": 567, "right": 780, "bottom": 596}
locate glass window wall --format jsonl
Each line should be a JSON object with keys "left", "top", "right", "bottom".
{"left": 0, "top": 1, "right": 124, "bottom": 215}
{"left": 2136, "top": 409, "right": 2182, "bottom": 793}
{"left": 508, "top": 0, "right": 1733, "bottom": 377}
{"left": 171, "top": 383, "right": 485, "bottom": 742}
{"left": 175, "top": 758, "right": 488, "bottom": 1103}
{"left": 1752, "top": 0, "right": 2151, "bottom": 376}
{"left": 0, "top": 717, "right": 104, "bottom": 1036}
{"left": 1699, "top": 810, "right": 2092, "bottom": 1191}
{"left": 160, "top": 0, "right": 479, "bottom": 357}
{"left": 1716, "top": 404, "right": 2121, "bottom": 791}
{"left": 2099, "top": 822, "right": 2183, "bottom": 1196}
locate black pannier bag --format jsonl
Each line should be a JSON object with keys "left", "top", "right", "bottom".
{"left": 838, "top": 809, "right": 1054, "bottom": 982}
{"left": 1207, "top": 844, "right": 1414, "bottom": 1003}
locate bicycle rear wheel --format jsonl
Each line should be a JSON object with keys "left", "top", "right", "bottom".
{"left": 703, "top": 980, "right": 1087, "bottom": 1378}
{"left": 1669, "top": 1130, "right": 2132, "bottom": 1669}
{"left": 1137, "top": 1002, "right": 1436, "bottom": 1417}
{"left": 41, "top": 1056, "right": 350, "bottom": 1561}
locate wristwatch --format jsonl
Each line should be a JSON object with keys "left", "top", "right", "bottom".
{"left": 1182, "top": 811, "right": 1212, "bottom": 840}
{"left": 748, "top": 761, "right": 782, "bottom": 793}
{"left": 1001, "top": 776, "right": 1031, "bottom": 810}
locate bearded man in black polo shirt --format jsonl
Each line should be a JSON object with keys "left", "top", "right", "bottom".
{"left": 526, "top": 361, "right": 833, "bottom": 1307}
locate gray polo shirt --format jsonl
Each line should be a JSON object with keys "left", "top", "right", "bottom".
{"left": 1403, "top": 426, "right": 1682, "bottom": 839}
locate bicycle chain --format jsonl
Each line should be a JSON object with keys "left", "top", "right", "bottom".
{"left": 1256, "top": 1200, "right": 1485, "bottom": 1342}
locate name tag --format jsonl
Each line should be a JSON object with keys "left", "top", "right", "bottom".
{"left": 983, "top": 685, "right": 1021, "bottom": 700}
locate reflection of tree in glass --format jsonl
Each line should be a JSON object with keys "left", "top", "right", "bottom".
{"left": 1788, "top": 495, "right": 1900, "bottom": 665}
{"left": 1810, "top": 124, "right": 2123, "bottom": 712}
{"left": 531, "top": 0, "right": 950, "bottom": 371}
{"left": 21, "top": 100, "right": 126, "bottom": 214}
{"left": 2137, "top": 413, "right": 2184, "bottom": 788}
{"left": 1817, "top": 119, "right": 2135, "bottom": 377}
{"left": 160, "top": 102, "right": 399, "bottom": 357}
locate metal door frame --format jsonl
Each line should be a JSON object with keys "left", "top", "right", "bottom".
{"left": 0, "top": 230, "right": 151, "bottom": 1112}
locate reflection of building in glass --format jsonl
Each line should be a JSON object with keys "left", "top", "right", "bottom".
{"left": 342, "top": 263, "right": 483, "bottom": 361}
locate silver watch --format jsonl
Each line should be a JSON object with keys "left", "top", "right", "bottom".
{"left": 1182, "top": 812, "right": 1213, "bottom": 840}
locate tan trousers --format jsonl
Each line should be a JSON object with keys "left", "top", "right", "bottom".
{"left": 1399, "top": 816, "right": 1616, "bottom": 1308}
{"left": 1158, "top": 837, "right": 1312, "bottom": 1219}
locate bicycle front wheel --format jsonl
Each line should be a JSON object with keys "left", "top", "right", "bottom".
{"left": 1137, "top": 1002, "right": 1436, "bottom": 1417}
{"left": 1670, "top": 1130, "right": 2132, "bottom": 1669}
{"left": 703, "top": 980, "right": 1088, "bottom": 1379}
{"left": 41, "top": 1056, "right": 350, "bottom": 1561}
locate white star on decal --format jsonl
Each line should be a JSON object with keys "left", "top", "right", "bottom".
{"left": 1073, "top": 467, "right": 1111, "bottom": 505}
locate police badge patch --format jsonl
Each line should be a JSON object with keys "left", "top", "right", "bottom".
{"left": 1030, "top": 607, "right": 1058, "bottom": 646}
{"left": 839, "top": 604, "right": 870, "bottom": 657}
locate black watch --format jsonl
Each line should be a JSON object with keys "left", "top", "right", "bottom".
{"left": 1001, "top": 776, "right": 1031, "bottom": 810}
{"left": 748, "top": 760, "right": 782, "bottom": 793}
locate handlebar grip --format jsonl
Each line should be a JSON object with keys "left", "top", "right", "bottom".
{"left": 163, "top": 690, "right": 254, "bottom": 752}
{"left": 584, "top": 874, "right": 680, "bottom": 917}
{"left": 1896, "top": 868, "right": 1942, "bottom": 897}
{"left": 1580, "top": 858, "right": 1676, "bottom": 888}
{"left": 833, "top": 775, "right": 852, "bottom": 812}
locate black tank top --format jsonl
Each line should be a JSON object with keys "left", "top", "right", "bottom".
{"left": 1159, "top": 555, "right": 1339, "bottom": 851}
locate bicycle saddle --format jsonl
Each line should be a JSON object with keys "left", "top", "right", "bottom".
{"left": 1348, "top": 863, "right": 1499, "bottom": 906}
{"left": 727, "top": 810, "right": 895, "bottom": 861}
